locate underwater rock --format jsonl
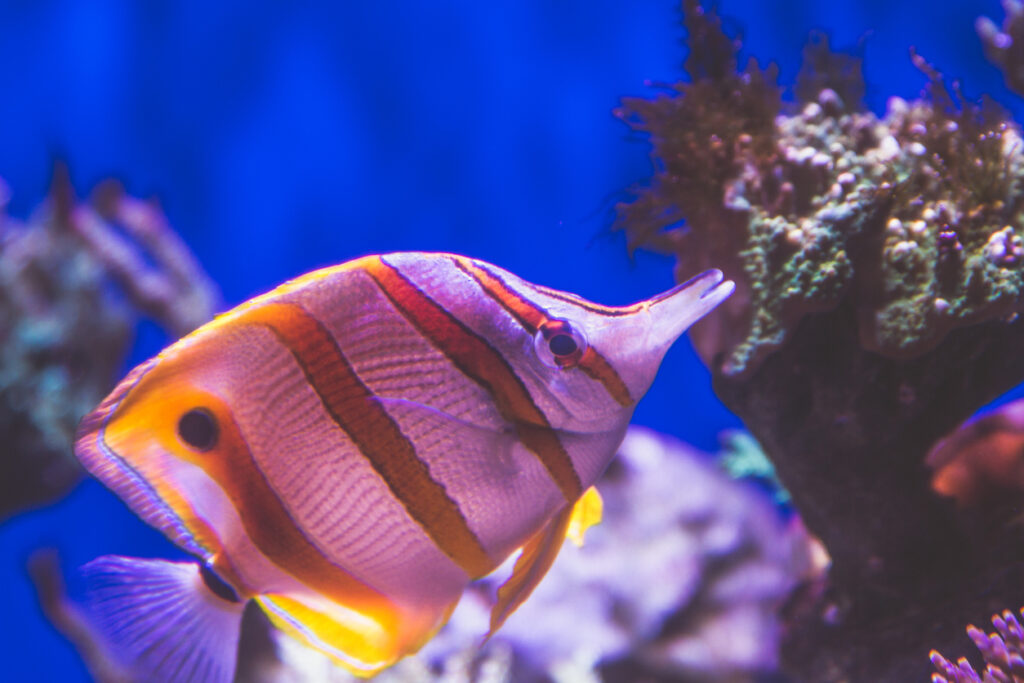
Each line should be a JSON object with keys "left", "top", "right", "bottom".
{"left": 616, "top": 1, "right": 1024, "bottom": 680}
{"left": 0, "top": 171, "right": 217, "bottom": 519}
{"left": 222, "top": 427, "right": 816, "bottom": 682}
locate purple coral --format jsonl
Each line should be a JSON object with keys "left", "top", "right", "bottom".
{"left": 931, "top": 609, "right": 1024, "bottom": 683}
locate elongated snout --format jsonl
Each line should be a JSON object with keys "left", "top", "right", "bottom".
{"left": 591, "top": 269, "right": 734, "bottom": 405}
{"left": 643, "top": 269, "right": 735, "bottom": 354}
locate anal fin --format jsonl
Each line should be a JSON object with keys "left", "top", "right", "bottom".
{"left": 487, "top": 486, "right": 603, "bottom": 638}
{"left": 256, "top": 591, "right": 459, "bottom": 678}
{"left": 81, "top": 555, "right": 245, "bottom": 683}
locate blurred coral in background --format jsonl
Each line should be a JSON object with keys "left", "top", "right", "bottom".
{"left": 0, "top": 168, "right": 216, "bottom": 520}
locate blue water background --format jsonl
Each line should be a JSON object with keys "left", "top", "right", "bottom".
{"left": 0, "top": 1, "right": 1018, "bottom": 680}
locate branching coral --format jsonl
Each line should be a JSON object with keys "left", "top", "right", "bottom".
{"left": 0, "top": 169, "right": 217, "bottom": 519}
{"left": 931, "top": 609, "right": 1024, "bottom": 683}
{"left": 617, "top": 1, "right": 1024, "bottom": 679}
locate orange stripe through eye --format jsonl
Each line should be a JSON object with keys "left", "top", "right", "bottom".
{"left": 236, "top": 302, "right": 495, "bottom": 579}
{"left": 363, "top": 256, "right": 584, "bottom": 502}
{"left": 452, "top": 257, "right": 633, "bottom": 408}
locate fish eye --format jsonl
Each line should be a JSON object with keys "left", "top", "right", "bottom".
{"left": 548, "top": 333, "right": 577, "bottom": 356}
{"left": 534, "top": 319, "right": 587, "bottom": 369}
{"left": 177, "top": 408, "right": 218, "bottom": 451}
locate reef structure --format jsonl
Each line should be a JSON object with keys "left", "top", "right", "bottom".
{"left": 617, "top": 1, "right": 1024, "bottom": 680}
{"left": 0, "top": 169, "right": 217, "bottom": 519}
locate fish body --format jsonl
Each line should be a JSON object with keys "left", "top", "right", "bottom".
{"left": 74, "top": 252, "right": 733, "bottom": 681}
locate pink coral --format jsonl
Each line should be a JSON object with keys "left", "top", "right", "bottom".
{"left": 931, "top": 609, "right": 1024, "bottom": 683}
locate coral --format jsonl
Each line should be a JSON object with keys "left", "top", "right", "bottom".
{"left": 978, "top": 0, "right": 1024, "bottom": 98}
{"left": 38, "top": 427, "right": 816, "bottom": 682}
{"left": 474, "top": 428, "right": 814, "bottom": 682}
{"left": 930, "top": 608, "right": 1024, "bottom": 683}
{"left": 0, "top": 169, "right": 217, "bottom": 519}
{"left": 29, "top": 551, "right": 132, "bottom": 683}
{"left": 717, "top": 429, "right": 790, "bottom": 505}
{"left": 619, "top": 2, "right": 1024, "bottom": 377}
{"left": 616, "top": 1, "right": 1024, "bottom": 680}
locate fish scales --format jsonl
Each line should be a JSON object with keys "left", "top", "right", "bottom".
{"left": 285, "top": 267, "right": 557, "bottom": 568}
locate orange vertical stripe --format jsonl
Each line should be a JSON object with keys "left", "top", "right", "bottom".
{"left": 236, "top": 302, "right": 495, "bottom": 579}
{"left": 452, "top": 257, "right": 633, "bottom": 408}
{"left": 363, "top": 256, "right": 584, "bottom": 502}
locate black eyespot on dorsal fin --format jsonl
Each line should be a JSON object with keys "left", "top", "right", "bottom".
{"left": 199, "top": 562, "right": 240, "bottom": 603}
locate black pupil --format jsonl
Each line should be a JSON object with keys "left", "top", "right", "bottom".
{"left": 549, "top": 333, "right": 578, "bottom": 356}
{"left": 178, "top": 409, "right": 217, "bottom": 451}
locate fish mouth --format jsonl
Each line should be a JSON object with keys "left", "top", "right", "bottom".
{"left": 648, "top": 269, "right": 732, "bottom": 306}
{"left": 697, "top": 269, "right": 731, "bottom": 300}
{"left": 641, "top": 269, "right": 735, "bottom": 354}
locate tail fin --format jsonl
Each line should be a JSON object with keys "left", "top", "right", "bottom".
{"left": 81, "top": 556, "right": 245, "bottom": 683}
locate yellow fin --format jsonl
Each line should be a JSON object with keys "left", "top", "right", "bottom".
{"left": 567, "top": 486, "right": 603, "bottom": 547}
{"left": 256, "top": 593, "right": 457, "bottom": 678}
{"left": 487, "top": 501, "right": 575, "bottom": 640}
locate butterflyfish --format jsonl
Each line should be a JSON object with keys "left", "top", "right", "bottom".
{"left": 73, "top": 252, "right": 734, "bottom": 682}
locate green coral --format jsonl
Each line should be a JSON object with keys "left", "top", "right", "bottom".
{"left": 617, "top": 2, "right": 1024, "bottom": 376}
{"left": 0, "top": 174, "right": 217, "bottom": 518}
{"left": 0, "top": 202, "right": 130, "bottom": 517}
{"left": 718, "top": 429, "right": 790, "bottom": 504}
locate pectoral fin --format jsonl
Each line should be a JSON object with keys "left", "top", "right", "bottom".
{"left": 567, "top": 485, "right": 603, "bottom": 547}
{"left": 487, "top": 486, "right": 603, "bottom": 638}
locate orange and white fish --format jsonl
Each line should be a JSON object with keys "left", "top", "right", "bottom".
{"left": 73, "top": 252, "right": 733, "bottom": 682}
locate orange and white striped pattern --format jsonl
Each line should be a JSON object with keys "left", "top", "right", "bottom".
{"left": 74, "top": 252, "right": 733, "bottom": 675}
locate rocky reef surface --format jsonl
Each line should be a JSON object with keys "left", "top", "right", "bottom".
{"left": 617, "top": 1, "right": 1024, "bottom": 679}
